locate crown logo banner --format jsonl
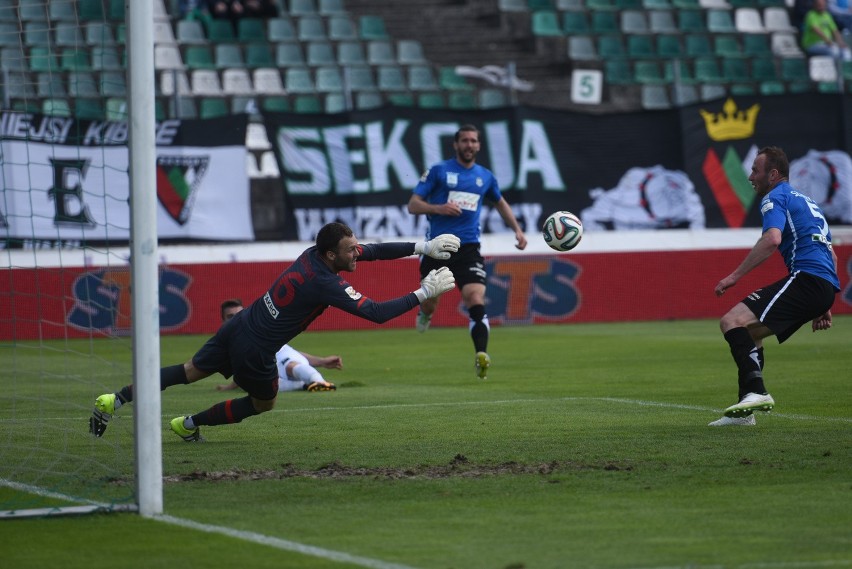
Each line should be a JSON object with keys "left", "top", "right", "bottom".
{"left": 700, "top": 98, "right": 760, "bottom": 142}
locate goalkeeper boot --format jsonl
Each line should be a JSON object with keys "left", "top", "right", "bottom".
{"left": 89, "top": 393, "right": 116, "bottom": 437}
{"left": 708, "top": 413, "right": 756, "bottom": 427}
{"left": 306, "top": 381, "right": 337, "bottom": 392}
{"left": 415, "top": 310, "right": 432, "bottom": 333}
{"left": 169, "top": 416, "right": 204, "bottom": 442}
{"left": 475, "top": 351, "right": 491, "bottom": 380}
{"left": 724, "top": 392, "right": 774, "bottom": 418}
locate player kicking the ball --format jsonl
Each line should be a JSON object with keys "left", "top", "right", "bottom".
{"left": 90, "top": 223, "right": 459, "bottom": 441}
{"left": 710, "top": 147, "right": 839, "bottom": 427}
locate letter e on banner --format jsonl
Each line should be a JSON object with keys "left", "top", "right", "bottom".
{"left": 571, "top": 70, "right": 602, "bottom": 105}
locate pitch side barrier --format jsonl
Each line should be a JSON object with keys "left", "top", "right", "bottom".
{"left": 4, "top": 229, "right": 851, "bottom": 340}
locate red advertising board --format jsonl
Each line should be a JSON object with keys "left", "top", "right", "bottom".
{"left": 3, "top": 246, "right": 851, "bottom": 341}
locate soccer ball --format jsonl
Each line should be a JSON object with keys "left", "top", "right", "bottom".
{"left": 542, "top": 211, "right": 583, "bottom": 252}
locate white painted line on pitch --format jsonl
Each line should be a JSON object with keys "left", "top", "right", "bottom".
{"left": 631, "top": 560, "right": 852, "bottom": 569}
{"left": 0, "top": 479, "right": 419, "bottom": 569}
{"left": 272, "top": 396, "right": 852, "bottom": 424}
{"left": 155, "top": 514, "right": 420, "bottom": 569}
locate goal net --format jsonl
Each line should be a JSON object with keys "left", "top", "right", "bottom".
{"left": 0, "top": 0, "right": 158, "bottom": 518}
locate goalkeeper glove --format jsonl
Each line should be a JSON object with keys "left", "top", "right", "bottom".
{"left": 414, "top": 234, "right": 461, "bottom": 260}
{"left": 414, "top": 267, "right": 455, "bottom": 302}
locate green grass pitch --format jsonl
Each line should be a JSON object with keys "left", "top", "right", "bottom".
{"left": 1, "top": 317, "right": 851, "bottom": 569}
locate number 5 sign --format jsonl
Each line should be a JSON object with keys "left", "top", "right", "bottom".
{"left": 571, "top": 70, "right": 602, "bottom": 105}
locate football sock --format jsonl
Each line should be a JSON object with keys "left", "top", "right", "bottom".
{"left": 191, "top": 395, "right": 261, "bottom": 427}
{"left": 279, "top": 379, "right": 305, "bottom": 392}
{"left": 113, "top": 365, "right": 188, "bottom": 408}
{"left": 724, "top": 327, "right": 767, "bottom": 398}
{"left": 292, "top": 363, "right": 323, "bottom": 385}
{"left": 468, "top": 304, "right": 490, "bottom": 353}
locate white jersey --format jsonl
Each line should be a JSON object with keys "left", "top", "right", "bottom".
{"left": 789, "top": 149, "right": 852, "bottom": 224}
{"left": 581, "top": 165, "right": 705, "bottom": 231}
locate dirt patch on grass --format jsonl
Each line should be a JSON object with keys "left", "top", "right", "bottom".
{"left": 161, "top": 454, "right": 633, "bottom": 484}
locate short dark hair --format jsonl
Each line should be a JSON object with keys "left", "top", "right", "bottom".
{"left": 758, "top": 146, "right": 789, "bottom": 178}
{"left": 316, "top": 222, "right": 354, "bottom": 256}
{"left": 220, "top": 298, "right": 243, "bottom": 321}
{"left": 455, "top": 124, "right": 480, "bottom": 142}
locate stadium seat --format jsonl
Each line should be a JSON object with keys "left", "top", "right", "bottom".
{"left": 587, "top": 0, "right": 616, "bottom": 8}
{"left": 75, "top": 98, "right": 105, "bottom": 120}
{"left": 439, "top": 66, "right": 474, "bottom": 90}
{"left": 100, "top": 71, "right": 127, "bottom": 97}
{"left": 43, "top": 98, "right": 72, "bottom": 117}
{"left": 154, "top": 21, "right": 176, "bottom": 45}
{"left": 707, "top": 9, "right": 736, "bottom": 33}
{"left": 78, "top": 0, "right": 105, "bottom": 20}
{"left": 407, "top": 65, "right": 439, "bottom": 91}
{"left": 61, "top": 50, "right": 92, "bottom": 72}
{"left": 252, "top": 68, "right": 286, "bottom": 94}
{"left": 694, "top": 57, "right": 723, "bottom": 82}
{"left": 345, "top": 66, "right": 377, "bottom": 91}
{"left": 771, "top": 32, "right": 804, "bottom": 58}
{"left": 620, "top": 10, "right": 648, "bottom": 33}
{"left": 185, "top": 45, "right": 215, "bottom": 69}
{"left": 664, "top": 59, "right": 695, "bottom": 83}
{"left": 29, "top": 46, "right": 58, "bottom": 72}
{"left": 758, "top": 80, "right": 786, "bottom": 95}
{"left": 37, "top": 73, "right": 67, "bottom": 97}
{"left": 105, "top": 97, "right": 128, "bottom": 121}
{"left": 315, "top": 66, "right": 343, "bottom": 93}
{"left": 605, "top": 59, "right": 633, "bottom": 84}
{"left": 49, "top": 0, "right": 77, "bottom": 21}
{"left": 262, "top": 96, "right": 291, "bottom": 112}
{"left": 416, "top": 92, "right": 444, "bottom": 109}
{"left": 529, "top": 0, "right": 556, "bottom": 9}
{"left": 751, "top": 57, "right": 779, "bottom": 81}
{"left": 177, "top": 20, "right": 207, "bottom": 45}
{"left": 268, "top": 18, "right": 297, "bottom": 42}
{"left": 634, "top": 60, "right": 665, "bottom": 83}
{"left": 677, "top": 9, "right": 706, "bottom": 33}
{"left": 160, "top": 70, "right": 191, "bottom": 97}
{"left": 448, "top": 91, "right": 477, "bottom": 109}
{"left": 557, "top": 0, "right": 583, "bottom": 7}
{"left": 700, "top": 83, "right": 726, "bottom": 100}
{"left": 734, "top": 8, "right": 765, "bottom": 33}
{"left": 532, "top": 10, "right": 563, "bottom": 37}
{"left": 562, "top": 11, "right": 591, "bottom": 34}
{"left": 337, "top": 42, "right": 366, "bottom": 65}
{"left": 0, "top": 47, "right": 24, "bottom": 71}
{"left": 325, "top": 93, "right": 347, "bottom": 113}
{"left": 356, "top": 91, "right": 384, "bottom": 109}
{"left": 107, "top": 0, "right": 124, "bottom": 22}
{"left": 238, "top": 18, "right": 267, "bottom": 43}
{"left": 207, "top": 20, "right": 237, "bottom": 42}
{"left": 641, "top": 84, "right": 671, "bottom": 109}
{"left": 328, "top": 16, "right": 358, "bottom": 41}
{"left": 276, "top": 43, "right": 306, "bottom": 67}
{"left": 591, "top": 11, "right": 618, "bottom": 33}
{"left": 568, "top": 36, "right": 598, "bottom": 60}
{"left": 294, "top": 95, "right": 323, "bottom": 113}
{"left": 258, "top": 152, "right": 281, "bottom": 176}
{"left": 714, "top": 35, "right": 742, "bottom": 58}
{"left": 319, "top": 0, "right": 347, "bottom": 15}
{"left": 627, "top": 35, "right": 655, "bottom": 59}
{"left": 92, "top": 46, "right": 121, "bottom": 70}
{"left": 290, "top": 0, "right": 319, "bottom": 16}
{"left": 298, "top": 16, "right": 327, "bottom": 41}
{"left": 359, "top": 16, "right": 389, "bottom": 40}
{"left": 86, "top": 22, "right": 116, "bottom": 46}
{"left": 809, "top": 55, "right": 838, "bottom": 83}
{"left": 223, "top": 68, "right": 254, "bottom": 95}
{"left": 671, "top": 83, "right": 699, "bottom": 105}
{"left": 763, "top": 7, "right": 796, "bottom": 32}
{"left": 780, "top": 57, "right": 809, "bottom": 82}
{"left": 722, "top": 57, "right": 750, "bottom": 82}
{"left": 285, "top": 67, "right": 316, "bottom": 93}
{"left": 656, "top": 34, "right": 683, "bottom": 58}
{"left": 169, "top": 96, "right": 198, "bottom": 118}
{"left": 598, "top": 35, "right": 626, "bottom": 58}
{"left": 743, "top": 34, "right": 771, "bottom": 57}
{"left": 307, "top": 41, "right": 335, "bottom": 66}
{"left": 246, "top": 44, "right": 275, "bottom": 68}
{"left": 685, "top": 34, "right": 712, "bottom": 58}
{"left": 367, "top": 41, "right": 395, "bottom": 65}
{"left": 377, "top": 65, "right": 406, "bottom": 91}
{"left": 216, "top": 44, "right": 245, "bottom": 69}
{"left": 649, "top": 10, "right": 677, "bottom": 33}
{"left": 56, "top": 23, "right": 84, "bottom": 47}
{"left": 199, "top": 97, "right": 229, "bottom": 119}
{"left": 18, "top": 3, "right": 48, "bottom": 22}
{"left": 397, "top": 40, "right": 427, "bottom": 65}
{"left": 191, "top": 69, "right": 224, "bottom": 96}
{"left": 387, "top": 93, "right": 415, "bottom": 106}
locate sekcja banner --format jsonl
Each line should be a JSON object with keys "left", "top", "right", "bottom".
{"left": 4, "top": 245, "right": 850, "bottom": 341}
{"left": 0, "top": 112, "right": 253, "bottom": 242}
{"left": 264, "top": 93, "right": 852, "bottom": 240}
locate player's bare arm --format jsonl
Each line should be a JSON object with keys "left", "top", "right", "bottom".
{"left": 715, "top": 228, "right": 781, "bottom": 296}
{"left": 407, "top": 194, "right": 462, "bottom": 217}
{"left": 494, "top": 198, "right": 528, "bottom": 250}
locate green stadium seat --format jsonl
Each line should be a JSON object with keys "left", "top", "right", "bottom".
{"left": 337, "top": 41, "right": 366, "bottom": 65}
{"left": 529, "top": 0, "right": 555, "bottom": 9}
{"left": 86, "top": 22, "right": 116, "bottom": 46}
{"left": 106, "top": 97, "right": 128, "bottom": 121}
{"left": 714, "top": 35, "right": 742, "bottom": 58}
{"left": 677, "top": 9, "right": 705, "bottom": 33}
{"left": 177, "top": 20, "right": 207, "bottom": 44}
{"left": 598, "top": 34, "right": 626, "bottom": 58}
{"left": 319, "top": 0, "right": 347, "bottom": 15}
{"left": 722, "top": 57, "right": 749, "bottom": 82}
{"left": 290, "top": 0, "right": 318, "bottom": 16}
{"left": 615, "top": 0, "right": 641, "bottom": 6}
{"left": 328, "top": 15, "right": 357, "bottom": 41}
{"left": 671, "top": 0, "right": 699, "bottom": 6}
{"left": 0, "top": 47, "right": 24, "bottom": 71}
{"left": 306, "top": 41, "right": 335, "bottom": 66}
{"left": 359, "top": 16, "right": 388, "bottom": 40}
{"left": 439, "top": 67, "right": 475, "bottom": 90}
{"left": 664, "top": 59, "right": 695, "bottom": 84}
{"left": 186, "top": 45, "right": 215, "bottom": 69}
{"left": 648, "top": 10, "right": 677, "bottom": 33}
{"left": 591, "top": 11, "right": 618, "bottom": 34}
{"left": 37, "top": 72, "right": 67, "bottom": 97}
{"left": 627, "top": 35, "right": 654, "bottom": 59}
{"left": 345, "top": 66, "right": 376, "bottom": 91}
{"left": 448, "top": 91, "right": 477, "bottom": 109}
{"left": 78, "top": 0, "right": 105, "bottom": 20}
{"left": 61, "top": 49, "right": 92, "bottom": 72}
{"left": 587, "top": 0, "right": 616, "bottom": 8}
{"left": 74, "top": 98, "right": 105, "bottom": 120}
{"left": 316, "top": 66, "right": 343, "bottom": 93}
{"left": 267, "top": 18, "right": 296, "bottom": 42}
{"left": 730, "top": 83, "right": 756, "bottom": 95}
{"left": 325, "top": 93, "right": 347, "bottom": 113}
{"left": 780, "top": 57, "right": 808, "bottom": 81}
{"left": 742, "top": 34, "right": 771, "bottom": 57}
{"left": 417, "top": 92, "right": 445, "bottom": 109}
{"left": 685, "top": 34, "right": 712, "bottom": 58}
{"left": 656, "top": 34, "right": 683, "bottom": 58}
{"left": 367, "top": 41, "right": 395, "bottom": 65}
{"left": 238, "top": 18, "right": 266, "bottom": 43}
{"left": 377, "top": 65, "right": 406, "bottom": 91}
{"left": 298, "top": 16, "right": 327, "bottom": 41}
{"left": 620, "top": 10, "right": 648, "bottom": 33}
{"left": 751, "top": 57, "right": 779, "bottom": 81}
{"left": 43, "top": 98, "right": 72, "bottom": 117}
{"left": 562, "top": 11, "right": 590, "bottom": 34}
{"left": 568, "top": 36, "right": 598, "bottom": 60}
{"left": 532, "top": 10, "right": 563, "bottom": 36}
{"left": 246, "top": 44, "right": 275, "bottom": 68}
{"left": 23, "top": 22, "right": 50, "bottom": 47}
{"left": 694, "top": 57, "right": 722, "bottom": 82}
{"left": 55, "top": 23, "right": 85, "bottom": 47}
{"left": 605, "top": 59, "right": 633, "bottom": 84}
{"left": 387, "top": 93, "right": 414, "bottom": 107}
{"left": 479, "top": 88, "right": 508, "bottom": 108}
{"left": 18, "top": 3, "right": 48, "bottom": 22}
{"left": 397, "top": 40, "right": 427, "bottom": 65}
{"left": 707, "top": 9, "right": 736, "bottom": 33}
{"left": 641, "top": 84, "right": 671, "bottom": 109}
{"left": 634, "top": 60, "right": 665, "bottom": 84}
{"left": 169, "top": 97, "right": 198, "bottom": 119}
{"left": 207, "top": 19, "right": 237, "bottom": 42}
{"left": 285, "top": 67, "right": 316, "bottom": 93}
{"left": 294, "top": 95, "right": 323, "bottom": 113}
{"left": 276, "top": 43, "right": 305, "bottom": 67}
{"left": 29, "top": 46, "right": 58, "bottom": 72}
{"left": 262, "top": 96, "right": 291, "bottom": 112}
{"left": 199, "top": 97, "right": 229, "bottom": 119}
{"left": 100, "top": 71, "right": 127, "bottom": 97}
{"left": 108, "top": 0, "right": 125, "bottom": 21}
{"left": 407, "top": 65, "right": 439, "bottom": 91}
{"left": 355, "top": 91, "right": 383, "bottom": 109}
{"left": 49, "top": 1, "right": 77, "bottom": 21}
{"left": 215, "top": 44, "right": 245, "bottom": 68}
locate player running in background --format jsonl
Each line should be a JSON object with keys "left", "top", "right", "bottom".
{"left": 89, "top": 222, "right": 459, "bottom": 441}
{"left": 215, "top": 298, "right": 342, "bottom": 393}
{"left": 711, "top": 146, "right": 839, "bottom": 426}
{"left": 408, "top": 124, "right": 527, "bottom": 380}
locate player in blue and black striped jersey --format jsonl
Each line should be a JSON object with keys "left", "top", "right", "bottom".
{"left": 710, "top": 146, "right": 839, "bottom": 426}
{"left": 89, "top": 223, "right": 460, "bottom": 441}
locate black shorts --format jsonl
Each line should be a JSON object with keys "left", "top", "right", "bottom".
{"left": 419, "top": 242, "right": 486, "bottom": 288}
{"left": 192, "top": 314, "right": 280, "bottom": 400}
{"left": 742, "top": 271, "right": 837, "bottom": 344}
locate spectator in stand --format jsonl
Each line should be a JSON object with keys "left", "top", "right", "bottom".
{"left": 828, "top": 0, "right": 852, "bottom": 33}
{"left": 207, "top": 0, "right": 278, "bottom": 23}
{"left": 802, "top": 0, "right": 852, "bottom": 60}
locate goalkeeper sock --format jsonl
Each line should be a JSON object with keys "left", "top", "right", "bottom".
{"left": 292, "top": 363, "right": 323, "bottom": 386}
{"left": 468, "top": 304, "right": 489, "bottom": 353}
{"left": 724, "top": 327, "right": 766, "bottom": 398}
{"left": 191, "top": 396, "right": 261, "bottom": 426}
